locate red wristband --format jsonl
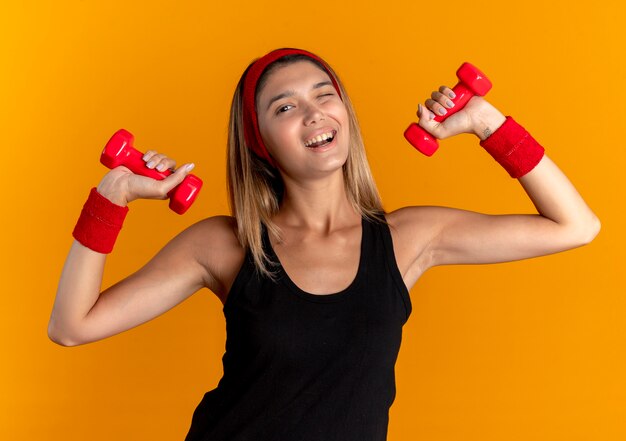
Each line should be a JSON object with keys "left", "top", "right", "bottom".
{"left": 72, "top": 188, "right": 129, "bottom": 254}
{"left": 480, "top": 116, "right": 545, "bottom": 178}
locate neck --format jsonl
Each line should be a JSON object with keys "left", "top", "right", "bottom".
{"left": 275, "top": 170, "right": 359, "bottom": 233}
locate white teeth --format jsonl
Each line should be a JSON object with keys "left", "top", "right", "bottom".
{"left": 304, "top": 131, "right": 335, "bottom": 147}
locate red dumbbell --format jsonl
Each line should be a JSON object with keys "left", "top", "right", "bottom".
{"left": 101, "top": 129, "right": 203, "bottom": 214}
{"left": 404, "top": 62, "right": 492, "bottom": 156}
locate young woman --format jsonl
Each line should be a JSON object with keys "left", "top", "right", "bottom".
{"left": 49, "top": 48, "right": 600, "bottom": 440}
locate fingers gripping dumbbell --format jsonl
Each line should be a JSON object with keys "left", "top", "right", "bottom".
{"left": 404, "top": 62, "right": 492, "bottom": 156}
{"left": 101, "top": 129, "right": 203, "bottom": 214}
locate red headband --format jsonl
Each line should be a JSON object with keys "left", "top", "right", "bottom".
{"left": 242, "top": 48, "right": 342, "bottom": 166}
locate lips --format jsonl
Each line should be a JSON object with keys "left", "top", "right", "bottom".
{"left": 304, "top": 130, "right": 337, "bottom": 148}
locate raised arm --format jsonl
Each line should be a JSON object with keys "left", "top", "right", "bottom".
{"left": 389, "top": 89, "right": 600, "bottom": 290}
{"left": 48, "top": 153, "right": 244, "bottom": 346}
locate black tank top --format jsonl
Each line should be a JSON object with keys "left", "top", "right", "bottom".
{"left": 185, "top": 217, "right": 412, "bottom": 441}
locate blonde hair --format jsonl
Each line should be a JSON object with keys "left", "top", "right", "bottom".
{"left": 227, "top": 54, "right": 384, "bottom": 278}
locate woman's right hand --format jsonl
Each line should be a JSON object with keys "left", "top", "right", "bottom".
{"left": 96, "top": 150, "right": 195, "bottom": 206}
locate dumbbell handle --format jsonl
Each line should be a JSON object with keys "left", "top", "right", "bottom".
{"left": 104, "top": 141, "right": 173, "bottom": 180}
{"left": 101, "top": 129, "right": 202, "bottom": 214}
{"left": 431, "top": 82, "right": 474, "bottom": 123}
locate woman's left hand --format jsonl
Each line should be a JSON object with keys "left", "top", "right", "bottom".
{"left": 417, "top": 85, "right": 507, "bottom": 141}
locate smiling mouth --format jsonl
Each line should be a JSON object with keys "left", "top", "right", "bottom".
{"left": 304, "top": 130, "right": 336, "bottom": 148}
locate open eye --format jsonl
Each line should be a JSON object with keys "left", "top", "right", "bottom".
{"left": 276, "top": 104, "right": 294, "bottom": 114}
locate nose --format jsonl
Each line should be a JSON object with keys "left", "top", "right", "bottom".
{"left": 303, "top": 101, "right": 325, "bottom": 126}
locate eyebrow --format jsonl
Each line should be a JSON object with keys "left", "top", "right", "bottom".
{"left": 265, "top": 81, "right": 334, "bottom": 111}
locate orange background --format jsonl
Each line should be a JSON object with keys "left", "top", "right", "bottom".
{"left": 1, "top": 1, "right": 624, "bottom": 440}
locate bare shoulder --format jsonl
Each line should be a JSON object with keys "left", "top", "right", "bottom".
{"left": 174, "top": 215, "right": 246, "bottom": 303}
{"left": 386, "top": 205, "right": 451, "bottom": 240}
{"left": 180, "top": 215, "right": 241, "bottom": 247}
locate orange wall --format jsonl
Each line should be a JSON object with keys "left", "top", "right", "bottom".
{"left": 2, "top": 1, "right": 624, "bottom": 440}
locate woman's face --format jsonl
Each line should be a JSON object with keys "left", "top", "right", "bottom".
{"left": 256, "top": 60, "right": 349, "bottom": 180}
